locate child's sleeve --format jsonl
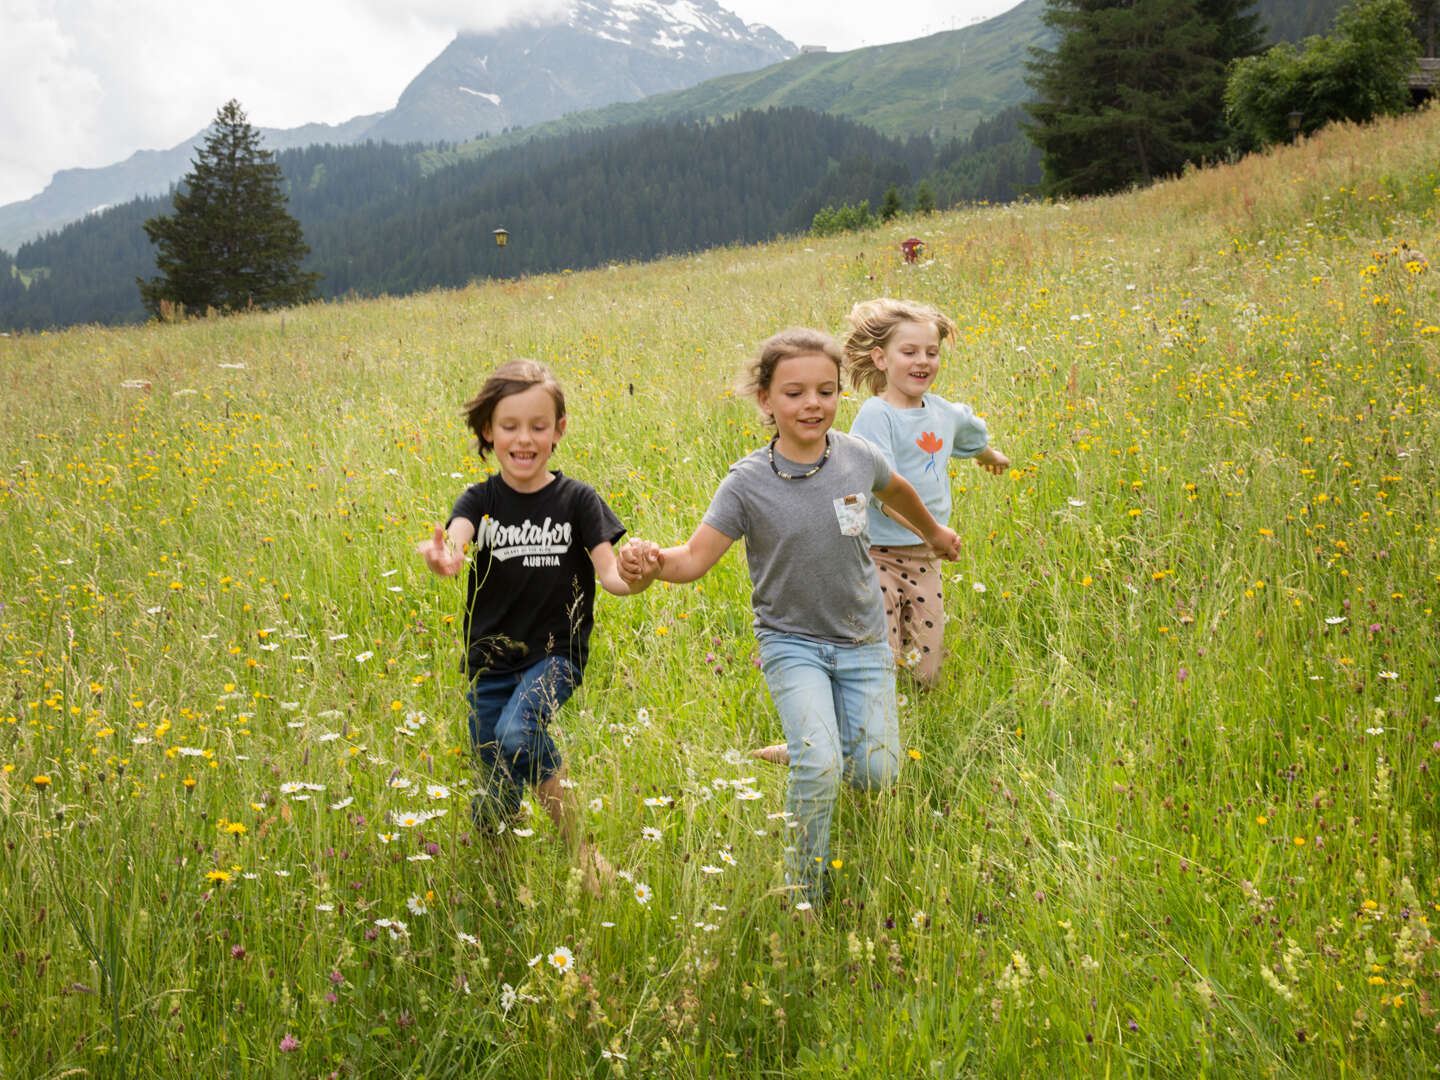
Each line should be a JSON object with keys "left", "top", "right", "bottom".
{"left": 699, "top": 465, "right": 748, "bottom": 541}
{"left": 948, "top": 401, "right": 989, "bottom": 458}
{"left": 850, "top": 402, "right": 897, "bottom": 505}
{"left": 447, "top": 485, "right": 484, "bottom": 530}
{"left": 850, "top": 401, "right": 896, "bottom": 462}
{"left": 579, "top": 485, "right": 626, "bottom": 550}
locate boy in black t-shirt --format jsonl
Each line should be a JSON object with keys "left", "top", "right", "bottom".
{"left": 418, "top": 359, "right": 648, "bottom": 891}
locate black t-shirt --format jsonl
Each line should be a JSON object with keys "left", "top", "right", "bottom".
{"left": 448, "top": 471, "right": 625, "bottom": 677}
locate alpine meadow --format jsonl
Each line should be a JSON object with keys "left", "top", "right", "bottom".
{"left": 2, "top": 103, "right": 1438, "bottom": 1079}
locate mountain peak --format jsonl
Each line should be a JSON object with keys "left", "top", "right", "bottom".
{"left": 363, "top": 0, "right": 794, "bottom": 145}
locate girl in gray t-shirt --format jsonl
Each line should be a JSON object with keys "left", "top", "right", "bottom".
{"left": 619, "top": 327, "right": 960, "bottom": 910}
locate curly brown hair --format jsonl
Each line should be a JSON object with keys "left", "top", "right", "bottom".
{"left": 843, "top": 298, "right": 958, "bottom": 398}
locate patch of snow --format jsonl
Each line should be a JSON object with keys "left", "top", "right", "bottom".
{"left": 458, "top": 86, "right": 502, "bottom": 106}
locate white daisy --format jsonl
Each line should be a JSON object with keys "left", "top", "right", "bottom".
{"left": 633, "top": 882, "right": 653, "bottom": 905}
{"left": 547, "top": 946, "right": 575, "bottom": 974}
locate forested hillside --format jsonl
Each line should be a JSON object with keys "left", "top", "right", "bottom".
{"left": 3, "top": 109, "right": 977, "bottom": 331}
{"left": 1256, "top": 0, "right": 1351, "bottom": 42}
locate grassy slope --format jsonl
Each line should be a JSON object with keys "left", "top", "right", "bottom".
{"left": 1, "top": 104, "right": 1437, "bottom": 1077}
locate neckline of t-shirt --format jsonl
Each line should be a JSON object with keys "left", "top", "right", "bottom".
{"left": 878, "top": 394, "right": 932, "bottom": 414}
{"left": 770, "top": 442, "right": 829, "bottom": 474}
{"left": 494, "top": 469, "right": 562, "bottom": 495}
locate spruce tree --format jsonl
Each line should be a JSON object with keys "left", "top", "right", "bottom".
{"left": 1025, "top": 1, "right": 1262, "bottom": 197}
{"left": 880, "top": 184, "right": 904, "bottom": 221}
{"left": 139, "top": 100, "right": 319, "bottom": 317}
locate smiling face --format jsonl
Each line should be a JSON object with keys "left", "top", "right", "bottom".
{"left": 874, "top": 319, "right": 943, "bottom": 409}
{"left": 483, "top": 384, "right": 566, "bottom": 492}
{"left": 757, "top": 351, "right": 840, "bottom": 461}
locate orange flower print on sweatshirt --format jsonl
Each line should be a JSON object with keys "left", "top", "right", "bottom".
{"left": 916, "top": 431, "right": 943, "bottom": 475}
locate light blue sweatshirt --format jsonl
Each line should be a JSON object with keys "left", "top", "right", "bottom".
{"left": 849, "top": 394, "right": 988, "bottom": 546}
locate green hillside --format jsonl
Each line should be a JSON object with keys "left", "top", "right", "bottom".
{"left": 439, "top": 0, "right": 1371, "bottom": 167}
{"left": 441, "top": 0, "right": 1050, "bottom": 162}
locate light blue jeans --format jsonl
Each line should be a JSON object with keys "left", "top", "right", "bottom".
{"left": 756, "top": 631, "right": 901, "bottom": 904}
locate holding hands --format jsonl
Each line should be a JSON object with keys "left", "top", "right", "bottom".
{"left": 417, "top": 524, "right": 466, "bottom": 577}
{"left": 618, "top": 539, "right": 663, "bottom": 585}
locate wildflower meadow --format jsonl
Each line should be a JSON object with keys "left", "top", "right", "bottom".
{"left": 2, "top": 104, "right": 1438, "bottom": 1078}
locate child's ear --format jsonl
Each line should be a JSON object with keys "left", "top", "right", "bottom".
{"left": 871, "top": 345, "right": 887, "bottom": 369}
{"left": 554, "top": 415, "right": 568, "bottom": 445}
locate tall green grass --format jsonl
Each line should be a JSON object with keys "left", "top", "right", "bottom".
{"left": 2, "top": 103, "right": 1437, "bottom": 1078}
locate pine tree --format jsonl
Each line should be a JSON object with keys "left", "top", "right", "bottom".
{"left": 880, "top": 184, "right": 904, "bottom": 221}
{"left": 139, "top": 100, "right": 319, "bottom": 317}
{"left": 1025, "top": 1, "right": 1263, "bottom": 196}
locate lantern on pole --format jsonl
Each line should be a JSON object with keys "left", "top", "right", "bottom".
{"left": 493, "top": 227, "right": 509, "bottom": 248}
{"left": 1287, "top": 110, "right": 1303, "bottom": 142}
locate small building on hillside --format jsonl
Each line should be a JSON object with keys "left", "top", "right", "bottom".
{"left": 1410, "top": 56, "right": 1440, "bottom": 104}
{"left": 799, "top": 45, "right": 827, "bottom": 54}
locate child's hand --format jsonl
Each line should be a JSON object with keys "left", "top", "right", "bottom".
{"left": 417, "top": 524, "right": 465, "bottom": 577}
{"left": 975, "top": 446, "right": 1010, "bottom": 476}
{"left": 619, "top": 540, "right": 662, "bottom": 584}
{"left": 929, "top": 526, "right": 961, "bottom": 561}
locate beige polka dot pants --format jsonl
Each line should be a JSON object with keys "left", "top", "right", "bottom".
{"left": 871, "top": 544, "right": 945, "bottom": 686}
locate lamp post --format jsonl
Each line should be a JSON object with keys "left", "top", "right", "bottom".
{"left": 1287, "top": 110, "right": 1304, "bottom": 143}
{"left": 493, "top": 227, "right": 509, "bottom": 248}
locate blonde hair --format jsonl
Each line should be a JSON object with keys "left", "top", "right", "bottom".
{"left": 843, "top": 298, "right": 958, "bottom": 398}
{"left": 737, "top": 328, "right": 845, "bottom": 427}
{"left": 462, "top": 358, "right": 566, "bottom": 459}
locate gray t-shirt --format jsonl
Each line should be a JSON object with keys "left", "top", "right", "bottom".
{"left": 702, "top": 430, "right": 891, "bottom": 644}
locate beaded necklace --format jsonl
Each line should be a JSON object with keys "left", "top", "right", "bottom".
{"left": 767, "top": 433, "right": 831, "bottom": 480}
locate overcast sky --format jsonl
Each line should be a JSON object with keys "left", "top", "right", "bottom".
{"left": 1, "top": 0, "right": 1021, "bottom": 208}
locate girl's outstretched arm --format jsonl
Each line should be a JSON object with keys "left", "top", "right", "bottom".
{"left": 974, "top": 445, "right": 1010, "bottom": 475}
{"left": 417, "top": 520, "right": 474, "bottom": 577}
{"left": 622, "top": 524, "right": 733, "bottom": 585}
{"left": 591, "top": 542, "right": 653, "bottom": 596}
{"left": 875, "top": 474, "right": 960, "bottom": 560}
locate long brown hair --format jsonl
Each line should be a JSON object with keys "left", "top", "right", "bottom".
{"left": 462, "top": 359, "right": 567, "bottom": 458}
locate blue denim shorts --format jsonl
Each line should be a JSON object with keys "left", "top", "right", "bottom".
{"left": 465, "top": 655, "right": 580, "bottom": 806}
